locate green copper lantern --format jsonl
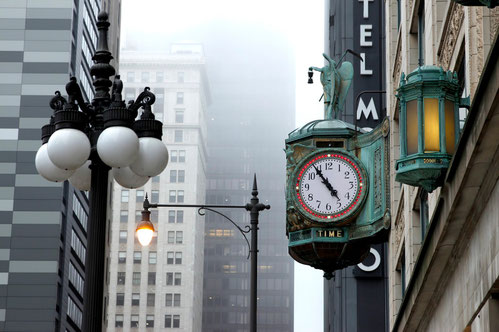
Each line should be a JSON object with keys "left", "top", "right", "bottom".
{"left": 396, "top": 66, "right": 461, "bottom": 192}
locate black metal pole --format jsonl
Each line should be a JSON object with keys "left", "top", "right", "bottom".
{"left": 83, "top": 158, "right": 110, "bottom": 332}
{"left": 245, "top": 175, "right": 270, "bottom": 332}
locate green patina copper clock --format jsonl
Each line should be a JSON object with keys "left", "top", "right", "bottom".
{"left": 292, "top": 150, "right": 368, "bottom": 225}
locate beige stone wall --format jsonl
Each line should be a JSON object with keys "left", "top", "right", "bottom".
{"left": 386, "top": 0, "right": 499, "bottom": 331}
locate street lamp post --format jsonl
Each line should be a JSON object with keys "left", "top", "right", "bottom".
{"left": 137, "top": 175, "right": 270, "bottom": 332}
{"left": 35, "top": 11, "right": 168, "bottom": 332}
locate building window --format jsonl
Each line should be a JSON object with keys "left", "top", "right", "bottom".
{"left": 175, "top": 272, "right": 182, "bottom": 285}
{"left": 165, "top": 315, "right": 172, "bottom": 328}
{"left": 141, "top": 71, "right": 149, "bottom": 83}
{"left": 166, "top": 272, "right": 173, "bottom": 285}
{"left": 177, "top": 71, "right": 184, "bottom": 83}
{"left": 174, "top": 130, "right": 183, "bottom": 143}
{"left": 127, "top": 72, "right": 135, "bottom": 82}
{"left": 166, "top": 272, "right": 173, "bottom": 286}
{"left": 175, "top": 110, "right": 184, "bottom": 123}
{"left": 152, "top": 175, "right": 160, "bottom": 183}
{"left": 120, "top": 210, "right": 128, "bottom": 223}
{"left": 165, "top": 293, "right": 173, "bottom": 306}
{"left": 135, "top": 210, "right": 142, "bottom": 222}
{"left": 168, "top": 190, "right": 184, "bottom": 203}
{"left": 151, "top": 190, "right": 159, "bottom": 203}
{"left": 133, "top": 272, "right": 141, "bottom": 285}
{"left": 147, "top": 293, "right": 155, "bottom": 306}
{"left": 170, "top": 150, "right": 178, "bottom": 162}
{"left": 132, "top": 293, "right": 140, "bottom": 306}
{"left": 119, "top": 231, "right": 127, "bottom": 243}
{"left": 118, "top": 251, "right": 126, "bottom": 264}
{"left": 71, "top": 229, "right": 86, "bottom": 264}
{"left": 178, "top": 170, "right": 185, "bottom": 183}
{"left": 116, "top": 293, "right": 124, "bottom": 306}
{"left": 68, "top": 262, "right": 84, "bottom": 296}
{"left": 148, "top": 272, "right": 156, "bottom": 285}
{"left": 174, "top": 293, "right": 181, "bottom": 307}
{"left": 67, "top": 296, "right": 83, "bottom": 328}
{"left": 133, "top": 251, "right": 142, "bottom": 264}
{"left": 168, "top": 231, "right": 175, "bottom": 244}
{"left": 176, "top": 231, "right": 183, "bottom": 244}
{"left": 167, "top": 252, "right": 174, "bottom": 264}
{"left": 151, "top": 209, "right": 158, "bottom": 222}
{"left": 117, "top": 272, "right": 125, "bottom": 285}
{"left": 179, "top": 150, "right": 186, "bottom": 162}
{"left": 156, "top": 71, "right": 163, "bottom": 82}
{"left": 173, "top": 315, "right": 180, "bottom": 328}
{"left": 175, "top": 252, "right": 182, "bottom": 264}
{"left": 131, "top": 314, "right": 139, "bottom": 327}
{"left": 176, "top": 92, "right": 184, "bottom": 104}
{"left": 149, "top": 251, "right": 157, "bottom": 264}
{"left": 167, "top": 211, "right": 183, "bottom": 223}
{"left": 115, "top": 314, "right": 124, "bottom": 327}
{"left": 417, "top": 0, "right": 425, "bottom": 66}
{"left": 136, "top": 190, "right": 144, "bottom": 203}
{"left": 72, "top": 194, "right": 88, "bottom": 231}
{"left": 168, "top": 211, "right": 176, "bottom": 223}
{"left": 121, "top": 190, "right": 129, "bottom": 202}
{"left": 420, "top": 190, "right": 429, "bottom": 241}
{"left": 146, "top": 315, "right": 154, "bottom": 328}
{"left": 170, "top": 170, "right": 177, "bottom": 183}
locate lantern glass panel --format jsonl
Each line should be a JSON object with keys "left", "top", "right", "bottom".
{"left": 423, "top": 98, "right": 439, "bottom": 153}
{"left": 445, "top": 99, "right": 456, "bottom": 154}
{"left": 406, "top": 100, "right": 419, "bottom": 155}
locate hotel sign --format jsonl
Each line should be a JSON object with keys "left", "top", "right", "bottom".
{"left": 353, "top": 0, "right": 385, "bottom": 130}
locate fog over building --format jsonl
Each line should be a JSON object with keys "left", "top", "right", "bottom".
{"left": 123, "top": 19, "right": 296, "bottom": 332}
{"left": 0, "top": 0, "right": 120, "bottom": 331}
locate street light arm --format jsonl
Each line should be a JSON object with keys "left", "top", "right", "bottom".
{"left": 198, "top": 207, "right": 252, "bottom": 259}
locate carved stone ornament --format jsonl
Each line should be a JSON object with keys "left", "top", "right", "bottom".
{"left": 438, "top": 3, "right": 465, "bottom": 69}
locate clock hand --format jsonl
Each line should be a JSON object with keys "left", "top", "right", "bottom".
{"left": 312, "top": 165, "right": 340, "bottom": 199}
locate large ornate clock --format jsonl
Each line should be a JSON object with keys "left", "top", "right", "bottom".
{"left": 284, "top": 118, "right": 390, "bottom": 278}
{"left": 293, "top": 151, "right": 367, "bottom": 224}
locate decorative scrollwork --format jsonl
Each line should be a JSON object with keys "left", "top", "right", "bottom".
{"left": 198, "top": 207, "right": 251, "bottom": 259}
{"left": 49, "top": 91, "right": 67, "bottom": 111}
{"left": 65, "top": 77, "right": 91, "bottom": 114}
{"left": 128, "top": 87, "right": 156, "bottom": 113}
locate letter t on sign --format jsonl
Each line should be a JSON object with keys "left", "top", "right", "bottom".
{"left": 359, "top": 0, "right": 374, "bottom": 19}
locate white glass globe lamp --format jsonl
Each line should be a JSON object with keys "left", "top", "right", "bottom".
{"left": 97, "top": 126, "right": 139, "bottom": 168}
{"left": 47, "top": 128, "right": 91, "bottom": 170}
{"left": 36, "top": 144, "right": 75, "bottom": 182}
{"left": 130, "top": 137, "right": 168, "bottom": 177}
{"left": 113, "top": 166, "right": 149, "bottom": 189}
{"left": 69, "top": 160, "right": 92, "bottom": 191}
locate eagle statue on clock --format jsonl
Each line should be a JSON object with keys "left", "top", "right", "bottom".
{"left": 285, "top": 53, "right": 390, "bottom": 279}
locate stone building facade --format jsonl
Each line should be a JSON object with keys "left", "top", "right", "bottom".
{"left": 385, "top": 1, "right": 499, "bottom": 331}
{"left": 105, "top": 44, "right": 209, "bottom": 331}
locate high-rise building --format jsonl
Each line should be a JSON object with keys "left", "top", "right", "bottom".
{"left": 105, "top": 44, "right": 209, "bottom": 331}
{"left": 385, "top": 2, "right": 499, "bottom": 331}
{"left": 323, "top": 1, "right": 389, "bottom": 331}
{"left": 0, "top": 0, "right": 120, "bottom": 331}
{"left": 201, "top": 23, "right": 295, "bottom": 332}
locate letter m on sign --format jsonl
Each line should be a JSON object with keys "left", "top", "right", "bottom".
{"left": 356, "top": 97, "right": 379, "bottom": 120}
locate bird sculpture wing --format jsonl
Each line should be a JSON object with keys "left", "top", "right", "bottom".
{"left": 336, "top": 61, "right": 354, "bottom": 114}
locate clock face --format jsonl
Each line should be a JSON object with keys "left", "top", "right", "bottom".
{"left": 294, "top": 153, "right": 365, "bottom": 221}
